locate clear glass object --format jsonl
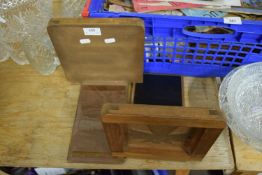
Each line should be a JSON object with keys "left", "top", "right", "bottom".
{"left": 9, "top": 42, "right": 29, "bottom": 65}
{"left": 0, "top": 0, "right": 85, "bottom": 74}
{"left": 219, "top": 62, "right": 262, "bottom": 151}
{"left": 60, "top": 0, "right": 86, "bottom": 17}
{"left": 0, "top": 42, "right": 10, "bottom": 62}
{"left": 0, "top": 0, "right": 38, "bottom": 65}
{"left": 0, "top": 0, "right": 38, "bottom": 42}
{"left": 22, "top": 35, "right": 59, "bottom": 75}
{"left": 0, "top": 0, "right": 58, "bottom": 72}
{"left": 22, "top": 0, "right": 53, "bottom": 38}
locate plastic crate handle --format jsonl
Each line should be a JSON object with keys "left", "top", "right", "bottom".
{"left": 182, "top": 25, "right": 236, "bottom": 39}
{"left": 82, "top": 0, "right": 92, "bottom": 17}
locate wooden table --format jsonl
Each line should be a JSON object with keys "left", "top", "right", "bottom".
{"left": 0, "top": 61, "right": 234, "bottom": 171}
{"left": 232, "top": 134, "right": 262, "bottom": 175}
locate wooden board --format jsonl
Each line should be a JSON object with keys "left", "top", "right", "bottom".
{"left": 0, "top": 61, "right": 234, "bottom": 170}
{"left": 48, "top": 18, "right": 144, "bottom": 84}
{"left": 68, "top": 85, "right": 129, "bottom": 163}
{"left": 102, "top": 103, "right": 225, "bottom": 161}
{"left": 232, "top": 133, "right": 262, "bottom": 172}
{"left": 102, "top": 104, "right": 225, "bottom": 128}
{"left": 100, "top": 75, "right": 223, "bottom": 161}
{"left": 182, "top": 77, "right": 220, "bottom": 109}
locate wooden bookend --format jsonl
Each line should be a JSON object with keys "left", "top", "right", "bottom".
{"left": 68, "top": 85, "right": 131, "bottom": 164}
{"left": 48, "top": 18, "right": 144, "bottom": 84}
{"left": 48, "top": 18, "right": 145, "bottom": 164}
{"left": 101, "top": 76, "right": 226, "bottom": 161}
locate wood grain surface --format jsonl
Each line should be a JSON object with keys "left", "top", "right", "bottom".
{"left": 101, "top": 76, "right": 225, "bottom": 161}
{"left": 68, "top": 85, "right": 129, "bottom": 163}
{"left": 48, "top": 18, "right": 144, "bottom": 84}
{"left": 0, "top": 61, "right": 234, "bottom": 170}
{"left": 232, "top": 133, "right": 262, "bottom": 172}
{"left": 102, "top": 104, "right": 225, "bottom": 128}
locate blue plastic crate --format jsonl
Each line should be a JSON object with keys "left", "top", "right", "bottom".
{"left": 85, "top": 0, "right": 262, "bottom": 77}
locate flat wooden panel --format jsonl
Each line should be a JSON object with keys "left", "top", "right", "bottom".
{"left": 102, "top": 76, "right": 226, "bottom": 161}
{"left": 233, "top": 133, "right": 262, "bottom": 172}
{"left": 184, "top": 128, "right": 206, "bottom": 155}
{"left": 102, "top": 104, "right": 225, "bottom": 128}
{"left": 124, "top": 125, "right": 193, "bottom": 161}
{"left": 80, "top": 86, "right": 129, "bottom": 118}
{"left": 102, "top": 104, "right": 225, "bottom": 160}
{"left": 68, "top": 85, "right": 128, "bottom": 163}
{"left": 128, "top": 125, "right": 190, "bottom": 151}
{"left": 182, "top": 77, "right": 219, "bottom": 109}
{"left": 103, "top": 123, "right": 126, "bottom": 153}
{"left": 48, "top": 18, "right": 144, "bottom": 84}
{"left": 0, "top": 61, "right": 234, "bottom": 170}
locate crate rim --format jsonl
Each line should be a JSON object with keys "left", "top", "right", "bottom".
{"left": 86, "top": 0, "right": 262, "bottom": 25}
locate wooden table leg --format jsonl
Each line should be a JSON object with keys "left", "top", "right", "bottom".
{"left": 176, "top": 170, "right": 190, "bottom": 175}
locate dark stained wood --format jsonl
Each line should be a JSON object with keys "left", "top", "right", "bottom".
{"left": 197, "top": 129, "right": 224, "bottom": 157}
{"left": 103, "top": 123, "right": 126, "bottom": 153}
{"left": 102, "top": 103, "right": 225, "bottom": 161}
{"left": 68, "top": 85, "right": 129, "bottom": 164}
{"left": 102, "top": 104, "right": 226, "bottom": 128}
{"left": 125, "top": 125, "right": 192, "bottom": 160}
{"left": 184, "top": 128, "right": 224, "bottom": 159}
{"left": 101, "top": 76, "right": 226, "bottom": 161}
{"left": 183, "top": 128, "right": 206, "bottom": 155}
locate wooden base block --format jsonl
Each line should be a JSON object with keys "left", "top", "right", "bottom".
{"left": 102, "top": 76, "right": 226, "bottom": 161}
{"left": 68, "top": 85, "right": 129, "bottom": 164}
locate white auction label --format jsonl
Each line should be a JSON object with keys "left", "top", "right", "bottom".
{"left": 80, "top": 38, "right": 91, "bottom": 44}
{"left": 83, "top": 28, "right": 101, "bottom": 36}
{"left": 224, "top": 17, "right": 242, "bottom": 25}
{"left": 104, "top": 38, "right": 116, "bottom": 44}
{"left": 0, "top": 17, "right": 6, "bottom": 23}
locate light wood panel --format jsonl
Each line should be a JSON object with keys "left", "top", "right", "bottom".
{"left": 48, "top": 18, "right": 144, "bottom": 84}
{"left": 232, "top": 134, "right": 262, "bottom": 172}
{"left": 101, "top": 76, "right": 225, "bottom": 161}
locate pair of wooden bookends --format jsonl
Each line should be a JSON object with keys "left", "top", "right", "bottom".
{"left": 48, "top": 18, "right": 226, "bottom": 164}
